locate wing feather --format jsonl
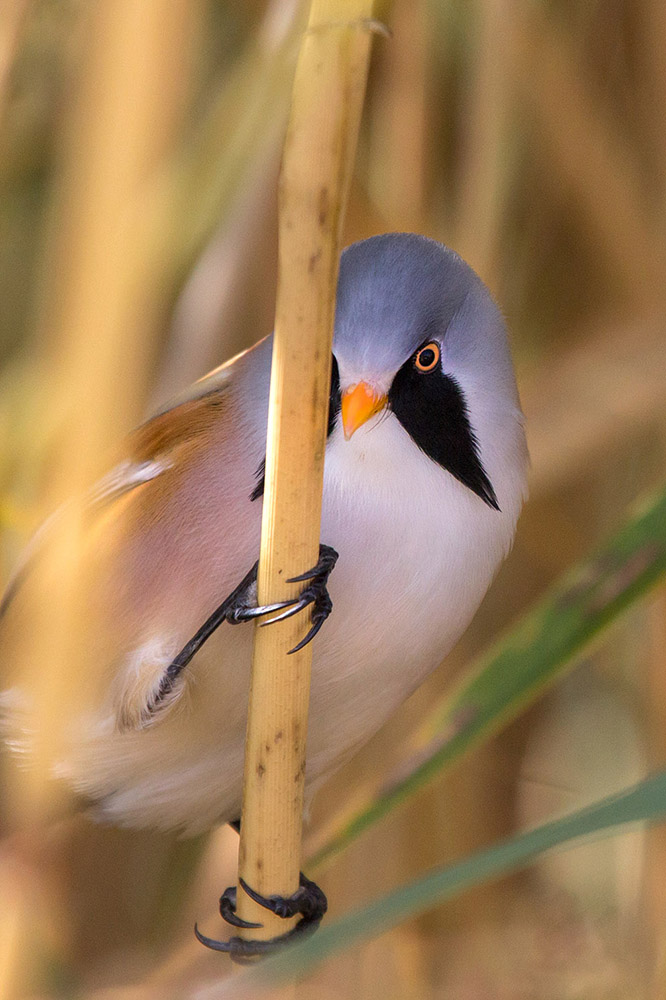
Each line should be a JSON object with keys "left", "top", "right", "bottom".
{"left": 0, "top": 373, "right": 233, "bottom": 619}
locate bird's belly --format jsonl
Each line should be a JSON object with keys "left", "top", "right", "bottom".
{"left": 71, "top": 539, "right": 463, "bottom": 836}
{"left": 304, "top": 489, "right": 500, "bottom": 787}
{"left": 57, "top": 439, "right": 512, "bottom": 835}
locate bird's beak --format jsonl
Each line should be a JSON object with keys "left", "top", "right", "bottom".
{"left": 341, "top": 382, "right": 388, "bottom": 440}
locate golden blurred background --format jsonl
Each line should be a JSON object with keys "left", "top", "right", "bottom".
{"left": 1, "top": 1, "right": 666, "bottom": 997}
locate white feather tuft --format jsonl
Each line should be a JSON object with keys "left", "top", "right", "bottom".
{"left": 113, "top": 636, "right": 186, "bottom": 732}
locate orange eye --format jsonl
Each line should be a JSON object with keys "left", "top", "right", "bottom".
{"left": 414, "top": 342, "right": 440, "bottom": 372}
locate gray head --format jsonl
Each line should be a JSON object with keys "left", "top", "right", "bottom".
{"left": 330, "top": 233, "right": 523, "bottom": 510}
{"left": 334, "top": 234, "right": 473, "bottom": 372}
{"left": 334, "top": 234, "right": 516, "bottom": 394}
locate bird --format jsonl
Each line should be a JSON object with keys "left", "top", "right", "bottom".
{"left": 0, "top": 232, "right": 528, "bottom": 953}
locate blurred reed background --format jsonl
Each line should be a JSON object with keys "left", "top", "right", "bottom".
{"left": 1, "top": 1, "right": 666, "bottom": 997}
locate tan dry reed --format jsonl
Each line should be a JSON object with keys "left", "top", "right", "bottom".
{"left": 235, "top": 0, "right": 377, "bottom": 942}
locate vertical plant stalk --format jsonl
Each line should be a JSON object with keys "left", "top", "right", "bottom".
{"left": 236, "top": 0, "right": 376, "bottom": 940}
{"left": 0, "top": 3, "right": 199, "bottom": 996}
{"left": 16, "top": 0, "right": 200, "bottom": 827}
{"left": 0, "top": 0, "right": 30, "bottom": 127}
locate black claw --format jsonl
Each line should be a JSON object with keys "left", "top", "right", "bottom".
{"left": 259, "top": 596, "right": 308, "bottom": 627}
{"left": 284, "top": 545, "right": 338, "bottom": 651}
{"left": 287, "top": 574, "right": 333, "bottom": 653}
{"left": 228, "top": 597, "right": 300, "bottom": 624}
{"left": 287, "top": 613, "right": 326, "bottom": 654}
{"left": 194, "top": 920, "right": 317, "bottom": 962}
{"left": 195, "top": 872, "right": 328, "bottom": 960}
{"left": 219, "top": 885, "right": 262, "bottom": 929}
{"left": 238, "top": 874, "right": 328, "bottom": 924}
{"left": 239, "top": 876, "right": 299, "bottom": 919}
{"left": 258, "top": 545, "right": 337, "bottom": 651}
{"left": 224, "top": 562, "right": 302, "bottom": 624}
{"left": 194, "top": 923, "right": 235, "bottom": 953}
{"left": 287, "top": 544, "right": 338, "bottom": 583}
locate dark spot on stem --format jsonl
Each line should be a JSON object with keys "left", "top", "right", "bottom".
{"left": 309, "top": 249, "right": 322, "bottom": 272}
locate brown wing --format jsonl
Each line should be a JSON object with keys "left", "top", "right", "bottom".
{"left": 0, "top": 368, "right": 244, "bottom": 620}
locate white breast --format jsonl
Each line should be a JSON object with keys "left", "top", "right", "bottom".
{"left": 305, "top": 411, "right": 524, "bottom": 785}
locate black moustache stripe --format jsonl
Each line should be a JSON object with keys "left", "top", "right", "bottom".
{"left": 388, "top": 364, "right": 499, "bottom": 511}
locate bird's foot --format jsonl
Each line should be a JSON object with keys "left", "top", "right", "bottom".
{"left": 225, "top": 544, "right": 338, "bottom": 653}
{"left": 195, "top": 873, "right": 328, "bottom": 962}
{"left": 158, "top": 546, "right": 337, "bottom": 707}
{"left": 271, "top": 544, "right": 338, "bottom": 653}
{"left": 220, "top": 563, "right": 295, "bottom": 624}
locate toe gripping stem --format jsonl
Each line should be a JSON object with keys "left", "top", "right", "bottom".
{"left": 267, "top": 543, "right": 338, "bottom": 654}
{"left": 194, "top": 874, "right": 328, "bottom": 961}
{"left": 160, "top": 545, "right": 338, "bottom": 704}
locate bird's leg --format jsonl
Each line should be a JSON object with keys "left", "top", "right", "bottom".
{"left": 157, "top": 544, "right": 338, "bottom": 701}
{"left": 196, "top": 819, "right": 328, "bottom": 960}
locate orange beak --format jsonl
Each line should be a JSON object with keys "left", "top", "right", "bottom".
{"left": 341, "top": 382, "right": 388, "bottom": 440}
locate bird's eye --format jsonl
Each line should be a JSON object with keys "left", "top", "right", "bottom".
{"left": 414, "top": 342, "right": 440, "bottom": 372}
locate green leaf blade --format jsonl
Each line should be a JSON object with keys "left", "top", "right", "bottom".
{"left": 241, "top": 772, "right": 666, "bottom": 990}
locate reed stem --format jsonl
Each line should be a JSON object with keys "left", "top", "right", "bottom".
{"left": 236, "top": 0, "right": 377, "bottom": 943}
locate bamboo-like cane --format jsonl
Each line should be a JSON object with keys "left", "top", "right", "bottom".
{"left": 235, "top": 0, "right": 377, "bottom": 942}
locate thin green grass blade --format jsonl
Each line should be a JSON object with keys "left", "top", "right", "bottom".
{"left": 309, "top": 488, "right": 666, "bottom": 868}
{"left": 217, "top": 772, "right": 666, "bottom": 995}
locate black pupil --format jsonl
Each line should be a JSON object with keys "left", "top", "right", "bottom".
{"left": 418, "top": 348, "right": 436, "bottom": 368}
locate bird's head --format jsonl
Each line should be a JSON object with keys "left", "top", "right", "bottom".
{"left": 331, "top": 233, "right": 525, "bottom": 511}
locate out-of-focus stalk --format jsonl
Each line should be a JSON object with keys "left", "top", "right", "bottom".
{"left": 1, "top": 2, "right": 201, "bottom": 994}
{"left": 0, "top": 1, "right": 29, "bottom": 128}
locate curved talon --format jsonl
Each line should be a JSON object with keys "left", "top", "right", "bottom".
{"left": 194, "top": 921, "right": 317, "bottom": 962}
{"left": 219, "top": 885, "right": 262, "bottom": 929}
{"left": 194, "top": 923, "right": 236, "bottom": 952}
{"left": 287, "top": 613, "right": 326, "bottom": 654}
{"left": 194, "top": 925, "right": 278, "bottom": 959}
{"left": 259, "top": 596, "right": 309, "bottom": 627}
{"left": 271, "top": 545, "right": 338, "bottom": 649}
{"left": 255, "top": 545, "right": 337, "bottom": 650}
{"left": 238, "top": 876, "right": 299, "bottom": 918}
{"left": 288, "top": 591, "right": 332, "bottom": 654}
{"left": 287, "top": 544, "right": 338, "bottom": 583}
{"left": 228, "top": 596, "right": 300, "bottom": 624}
